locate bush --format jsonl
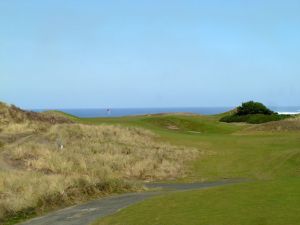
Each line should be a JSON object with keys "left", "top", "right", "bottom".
{"left": 220, "top": 101, "right": 290, "bottom": 124}
{"left": 220, "top": 114, "right": 290, "bottom": 124}
{"left": 236, "top": 101, "right": 274, "bottom": 115}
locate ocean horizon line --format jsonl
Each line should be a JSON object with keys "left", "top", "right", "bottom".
{"left": 32, "top": 106, "right": 300, "bottom": 118}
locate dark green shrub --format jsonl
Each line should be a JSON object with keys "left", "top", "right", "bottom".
{"left": 237, "top": 101, "right": 274, "bottom": 115}
{"left": 220, "top": 101, "right": 290, "bottom": 124}
{"left": 220, "top": 114, "right": 290, "bottom": 124}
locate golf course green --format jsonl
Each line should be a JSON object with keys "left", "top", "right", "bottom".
{"left": 83, "top": 113, "right": 300, "bottom": 225}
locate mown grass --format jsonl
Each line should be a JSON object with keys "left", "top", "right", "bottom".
{"left": 88, "top": 114, "right": 300, "bottom": 225}
{"left": 79, "top": 114, "right": 242, "bottom": 136}
{"left": 94, "top": 178, "right": 300, "bottom": 225}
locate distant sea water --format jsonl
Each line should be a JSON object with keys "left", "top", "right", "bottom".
{"left": 34, "top": 106, "right": 300, "bottom": 118}
{"left": 271, "top": 106, "right": 300, "bottom": 115}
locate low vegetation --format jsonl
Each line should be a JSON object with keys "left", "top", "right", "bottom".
{"left": 0, "top": 102, "right": 72, "bottom": 125}
{"left": 2, "top": 102, "right": 300, "bottom": 225}
{"left": 95, "top": 178, "right": 300, "bottom": 225}
{"left": 0, "top": 103, "right": 198, "bottom": 223}
{"left": 236, "top": 101, "right": 274, "bottom": 115}
{"left": 220, "top": 101, "right": 290, "bottom": 124}
{"left": 243, "top": 116, "right": 300, "bottom": 132}
{"left": 86, "top": 106, "right": 300, "bottom": 225}
{"left": 220, "top": 113, "right": 290, "bottom": 124}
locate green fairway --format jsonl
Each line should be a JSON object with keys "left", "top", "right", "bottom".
{"left": 84, "top": 113, "right": 300, "bottom": 225}
{"left": 78, "top": 114, "right": 300, "bottom": 182}
{"left": 94, "top": 178, "right": 300, "bottom": 225}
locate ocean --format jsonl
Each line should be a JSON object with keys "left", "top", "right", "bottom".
{"left": 35, "top": 106, "right": 300, "bottom": 118}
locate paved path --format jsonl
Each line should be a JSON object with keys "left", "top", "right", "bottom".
{"left": 19, "top": 180, "right": 243, "bottom": 225}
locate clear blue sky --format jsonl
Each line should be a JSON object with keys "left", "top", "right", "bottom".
{"left": 1, "top": 0, "right": 300, "bottom": 109}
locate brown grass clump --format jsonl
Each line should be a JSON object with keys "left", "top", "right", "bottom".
{"left": 0, "top": 105, "right": 198, "bottom": 222}
{"left": 0, "top": 102, "right": 72, "bottom": 127}
{"left": 241, "top": 116, "right": 300, "bottom": 133}
{"left": 6, "top": 124, "right": 197, "bottom": 180}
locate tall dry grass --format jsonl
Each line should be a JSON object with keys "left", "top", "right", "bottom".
{"left": 0, "top": 123, "right": 198, "bottom": 221}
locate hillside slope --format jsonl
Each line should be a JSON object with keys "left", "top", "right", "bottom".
{"left": 0, "top": 102, "right": 72, "bottom": 125}
{"left": 0, "top": 103, "right": 198, "bottom": 224}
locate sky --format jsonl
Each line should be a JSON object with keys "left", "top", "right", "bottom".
{"left": 1, "top": 0, "right": 300, "bottom": 109}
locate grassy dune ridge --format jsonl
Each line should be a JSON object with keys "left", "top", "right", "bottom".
{"left": 0, "top": 104, "right": 198, "bottom": 223}
{"left": 6, "top": 124, "right": 197, "bottom": 180}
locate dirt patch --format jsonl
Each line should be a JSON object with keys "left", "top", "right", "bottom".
{"left": 166, "top": 125, "right": 179, "bottom": 130}
{"left": 187, "top": 131, "right": 202, "bottom": 134}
